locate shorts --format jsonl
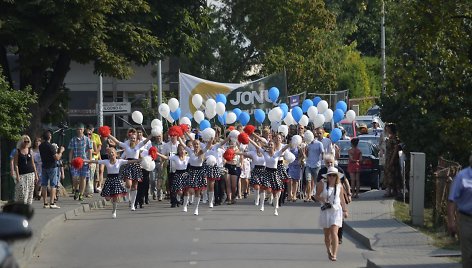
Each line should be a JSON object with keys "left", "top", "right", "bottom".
{"left": 71, "top": 164, "right": 90, "bottom": 178}
{"left": 225, "top": 164, "right": 241, "bottom": 177}
{"left": 41, "top": 167, "right": 58, "bottom": 187}
{"left": 305, "top": 166, "right": 320, "bottom": 182}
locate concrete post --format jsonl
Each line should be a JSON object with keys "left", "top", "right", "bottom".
{"left": 409, "top": 152, "right": 425, "bottom": 225}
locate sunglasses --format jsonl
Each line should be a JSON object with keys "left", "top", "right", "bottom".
{"left": 24, "top": 140, "right": 30, "bottom": 143}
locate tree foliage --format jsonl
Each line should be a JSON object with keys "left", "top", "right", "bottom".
{"left": 381, "top": 0, "right": 472, "bottom": 166}
{"left": 0, "top": 0, "right": 209, "bottom": 136}
{"left": 0, "top": 68, "right": 37, "bottom": 140}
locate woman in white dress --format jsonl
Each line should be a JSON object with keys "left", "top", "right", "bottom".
{"left": 315, "top": 166, "right": 349, "bottom": 261}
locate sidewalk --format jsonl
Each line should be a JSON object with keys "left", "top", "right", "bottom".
{"left": 6, "top": 190, "right": 463, "bottom": 268}
{"left": 343, "top": 190, "right": 461, "bottom": 268}
{"left": 10, "top": 194, "right": 109, "bottom": 268}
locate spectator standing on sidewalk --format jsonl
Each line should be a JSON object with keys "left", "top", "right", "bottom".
{"left": 31, "top": 137, "right": 42, "bottom": 200}
{"left": 39, "top": 130, "right": 65, "bottom": 208}
{"left": 348, "top": 138, "right": 362, "bottom": 199}
{"left": 13, "top": 135, "right": 39, "bottom": 205}
{"left": 315, "top": 166, "right": 349, "bottom": 261}
{"left": 383, "top": 123, "right": 402, "bottom": 197}
{"left": 68, "top": 123, "right": 93, "bottom": 201}
{"left": 448, "top": 154, "right": 472, "bottom": 268}
{"left": 87, "top": 124, "right": 102, "bottom": 194}
{"left": 305, "top": 129, "right": 324, "bottom": 202}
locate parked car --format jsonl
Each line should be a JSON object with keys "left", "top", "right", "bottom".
{"left": 336, "top": 140, "right": 382, "bottom": 189}
{"left": 357, "top": 134, "right": 381, "bottom": 148}
{"left": 356, "top": 115, "right": 385, "bottom": 130}
{"left": 366, "top": 105, "right": 381, "bottom": 116}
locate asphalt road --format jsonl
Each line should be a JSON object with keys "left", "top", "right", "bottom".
{"left": 29, "top": 197, "right": 370, "bottom": 268}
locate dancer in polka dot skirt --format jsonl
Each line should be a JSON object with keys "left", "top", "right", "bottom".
{"left": 84, "top": 147, "right": 138, "bottom": 218}
{"left": 179, "top": 135, "right": 210, "bottom": 215}
{"left": 156, "top": 144, "right": 189, "bottom": 204}
{"left": 249, "top": 137, "right": 289, "bottom": 215}
{"left": 205, "top": 136, "right": 229, "bottom": 208}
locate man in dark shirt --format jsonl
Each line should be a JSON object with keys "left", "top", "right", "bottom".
{"left": 39, "top": 130, "right": 65, "bottom": 208}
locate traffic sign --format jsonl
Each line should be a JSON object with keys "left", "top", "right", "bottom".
{"left": 100, "top": 102, "right": 131, "bottom": 114}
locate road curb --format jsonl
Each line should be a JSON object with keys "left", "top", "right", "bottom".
{"left": 343, "top": 220, "right": 374, "bottom": 250}
{"left": 17, "top": 198, "right": 108, "bottom": 268}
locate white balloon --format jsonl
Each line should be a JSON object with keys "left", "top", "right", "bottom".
{"left": 268, "top": 107, "right": 282, "bottom": 122}
{"left": 346, "top": 110, "right": 356, "bottom": 122}
{"left": 313, "top": 114, "right": 325, "bottom": 128}
{"left": 165, "top": 115, "right": 174, "bottom": 124}
{"left": 151, "top": 126, "right": 163, "bottom": 136}
{"left": 304, "top": 130, "right": 315, "bottom": 144}
{"left": 158, "top": 104, "right": 170, "bottom": 118}
{"left": 215, "top": 102, "right": 226, "bottom": 116}
{"left": 205, "top": 99, "right": 217, "bottom": 112}
{"left": 205, "top": 108, "right": 216, "bottom": 120}
{"left": 284, "top": 150, "right": 296, "bottom": 164}
{"left": 188, "top": 133, "right": 196, "bottom": 140}
{"left": 317, "top": 100, "right": 329, "bottom": 114}
{"left": 229, "top": 130, "right": 240, "bottom": 140}
{"left": 192, "top": 94, "right": 203, "bottom": 109}
{"left": 270, "top": 121, "right": 281, "bottom": 132}
{"left": 131, "top": 111, "right": 143, "bottom": 124}
{"left": 291, "top": 135, "right": 302, "bottom": 148}
{"left": 323, "top": 109, "right": 333, "bottom": 122}
{"left": 168, "top": 98, "right": 179, "bottom": 112}
{"left": 206, "top": 155, "right": 217, "bottom": 166}
{"left": 278, "top": 125, "right": 289, "bottom": 137}
{"left": 299, "top": 115, "right": 309, "bottom": 127}
{"left": 202, "top": 128, "right": 216, "bottom": 142}
{"left": 151, "top": 119, "right": 163, "bottom": 128}
{"left": 194, "top": 111, "right": 205, "bottom": 123}
{"left": 179, "top": 117, "right": 191, "bottom": 126}
{"left": 226, "top": 112, "right": 237, "bottom": 124}
{"left": 284, "top": 112, "right": 294, "bottom": 125}
{"left": 307, "top": 106, "right": 318, "bottom": 120}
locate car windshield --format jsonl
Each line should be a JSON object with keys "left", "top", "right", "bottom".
{"left": 340, "top": 122, "right": 355, "bottom": 137}
{"left": 358, "top": 136, "right": 380, "bottom": 146}
{"left": 337, "top": 141, "right": 375, "bottom": 156}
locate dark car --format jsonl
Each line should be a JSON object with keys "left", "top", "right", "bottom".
{"left": 336, "top": 140, "right": 381, "bottom": 189}
{"left": 357, "top": 134, "right": 381, "bottom": 148}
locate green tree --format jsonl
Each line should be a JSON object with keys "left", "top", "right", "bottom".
{"left": 0, "top": 0, "right": 209, "bottom": 136}
{"left": 381, "top": 0, "right": 472, "bottom": 166}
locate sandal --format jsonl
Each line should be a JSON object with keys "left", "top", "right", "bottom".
{"left": 327, "top": 250, "right": 333, "bottom": 260}
{"left": 330, "top": 256, "right": 337, "bottom": 261}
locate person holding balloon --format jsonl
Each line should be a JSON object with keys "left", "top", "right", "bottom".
{"left": 107, "top": 132, "right": 152, "bottom": 211}
{"left": 224, "top": 138, "right": 243, "bottom": 205}
{"left": 204, "top": 136, "right": 230, "bottom": 208}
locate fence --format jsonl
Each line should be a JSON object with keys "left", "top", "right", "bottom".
{"left": 433, "top": 157, "right": 461, "bottom": 228}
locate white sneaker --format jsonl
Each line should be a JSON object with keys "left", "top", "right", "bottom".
{"left": 194, "top": 209, "right": 199, "bottom": 216}
{"left": 209, "top": 203, "right": 213, "bottom": 208}
{"left": 130, "top": 206, "right": 136, "bottom": 211}
{"left": 49, "top": 204, "right": 60, "bottom": 209}
{"left": 255, "top": 201, "right": 259, "bottom": 206}
{"left": 112, "top": 211, "right": 117, "bottom": 218}
{"left": 202, "top": 199, "right": 207, "bottom": 204}
{"left": 274, "top": 209, "right": 278, "bottom": 216}
{"left": 183, "top": 206, "right": 187, "bottom": 212}
{"left": 260, "top": 206, "right": 264, "bottom": 211}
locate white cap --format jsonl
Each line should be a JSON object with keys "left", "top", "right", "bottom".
{"left": 372, "top": 118, "right": 380, "bottom": 124}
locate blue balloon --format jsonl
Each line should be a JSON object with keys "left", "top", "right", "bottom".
{"left": 302, "top": 99, "right": 314, "bottom": 113}
{"left": 185, "top": 113, "right": 193, "bottom": 120}
{"left": 233, "top": 108, "right": 242, "bottom": 118}
{"left": 313, "top": 96, "right": 322, "bottom": 106}
{"left": 254, "top": 109, "right": 266, "bottom": 124}
{"left": 279, "top": 103, "right": 288, "bottom": 119}
{"left": 292, "top": 106, "right": 303, "bottom": 123}
{"left": 218, "top": 112, "right": 227, "bottom": 125}
{"left": 238, "top": 112, "right": 250, "bottom": 126}
{"left": 199, "top": 120, "right": 211, "bottom": 131}
{"left": 170, "top": 107, "right": 181, "bottom": 121}
{"left": 215, "top": 94, "right": 227, "bottom": 104}
{"left": 268, "top": 87, "right": 280, "bottom": 103}
{"left": 333, "top": 109, "right": 344, "bottom": 123}
{"left": 336, "top": 101, "right": 348, "bottom": 113}
{"left": 330, "top": 128, "right": 342, "bottom": 143}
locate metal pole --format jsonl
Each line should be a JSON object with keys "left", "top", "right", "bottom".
{"left": 112, "top": 78, "right": 117, "bottom": 134}
{"left": 381, "top": 0, "right": 386, "bottom": 95}
{"left": 98, "top": 74, "right": 104, "bottom": 126}
{"left": 157, "top": 60, "right": 162, "bottom": 121}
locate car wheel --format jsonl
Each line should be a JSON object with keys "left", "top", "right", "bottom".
{"left": 371, "top": 172, "right": 380, "bottom": 190}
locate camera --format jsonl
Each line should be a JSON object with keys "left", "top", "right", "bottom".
{"left": 320, "top": 202, "right": 332, "bottom": 211}
{"left": 58, "top": 122, "right": 68, "bottom": 130}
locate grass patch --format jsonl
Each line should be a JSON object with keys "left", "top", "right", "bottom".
{"left": 393, "top": 201, "right": 460, "bottom": 252}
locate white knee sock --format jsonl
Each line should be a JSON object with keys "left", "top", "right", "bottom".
{"left": 130, "top": 190, "right": 137, "bottom": 208}
{"left": 260, "top": 191, "right": 265, "bottom": 211}
{"left": 209, "top": 192, "right": 214, "bottom": 206}
{"left": 190, "top": 194, "right": 195, "bottom": 204}
{"left": 202, "top": 189, "right": 208, "bottom": 203}
{"left": 183, "top": 195, "right": 189, "bottom": 211}
{"left": 194, "top": 197, "right": 200, "bottom": 215}
{"left": 112, "top": 202, "right": 117, "bottom": 213}
{"left": 268, "top": 193, "right": 273, "bottom": 205}
{"left": 254, "top": 189, "right": 260, "bottom": 205}
{"left": 274, "top": 192, "right": 280, "bottom": 209}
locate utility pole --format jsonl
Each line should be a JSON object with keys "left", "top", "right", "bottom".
{"left": 98, "top": 74, "right": 103, "bottom": 126}
{"left": 381, "top": 0, "right": 386, "bottom": 95}
{"left": 157, "top": 60, "right": 163, "bottom": 121}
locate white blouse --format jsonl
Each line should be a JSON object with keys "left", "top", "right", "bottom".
{"left": 274, "top": 143, "right": 286, "bottom": 161}
{"left": 119, "top": 141, "right": 146, "bottom": 159}
{"left": 169, "top": 155, "right": 189, "bottom": 170}
{"left": 247, "top": 150, "right": 266, "bottom": 167}
{"left": 263, "top": 151, "right": 283, "bottom": 169}
{"left": 98, "top": 159, "right": 128, "bottom": 174}
{"left": 206, "top": 144, "right": 225, "bottom": 167}
{"left": 185, "top": 147, "right": 206, "bottom": 167}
